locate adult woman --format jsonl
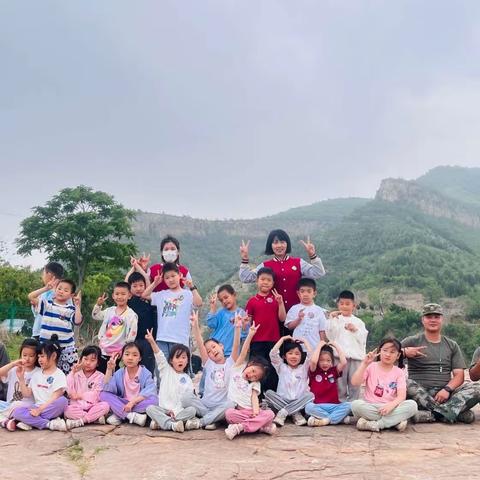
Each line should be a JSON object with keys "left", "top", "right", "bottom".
{"left": 239, "top": 229, "right": 325, "bottom": 312}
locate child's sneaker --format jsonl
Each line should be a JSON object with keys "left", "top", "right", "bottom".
{"left": 185, "top": 418, "right": 202, "bottom": 430}
{"left": 342, "top": 415, "right": 358, "bottom": 425}
{"left": 95, "top": 416, "right": 106, "bottom": 425}
{"left": 171, "top": 420, "right": 184, "bottom": 433}
{"left": 356, "top": 418, "right": 380, "bottom": 432}
{"left": 204, "top": 423, "right": 217, "bottom": 430}
{"left": 259, "top": 422, "right": 277, "bottom": 435}
{"left": 106, "top": 414, "right": 122, "bottom": 426}
{"left": 66, "top": 418, "right": 85, "bottom": 430}
{"left": 292, "top": 412, "right": 307, "bottom": 426}
{"left": 16, "top": 422, "right": 32, "bottom": 431}
{"left": 225, "top": 423, "right": 243, "bottom": 440}
{"left": 5, "top": 419, "right": 17, "bottom": 431}
{"left": 48, "top": 418, "right": 67, "bottom": 431}
{"left": 126, "top": 412, "right": 147, "bottom": 427}
{"left": 273, "top": 408, "right": 288, "bottom": 426}
{"left": 149, "top": 420, "right": 160, "bottom": 430}
{"left": 395, "top": 420, "right": 408, "bottom": 432}
{"left": 307, "top": 416, "right": 330, "bottom": 427}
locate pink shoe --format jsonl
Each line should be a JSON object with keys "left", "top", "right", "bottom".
{"left": 259, "top": 422, "right": 277, "bottom": 435}
{"left": 6, "top": 419, "right": 17, "bottom": 431}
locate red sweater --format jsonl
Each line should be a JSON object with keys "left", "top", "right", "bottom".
{"left": 264, "top": 257, "right": 302, "bottom": 312}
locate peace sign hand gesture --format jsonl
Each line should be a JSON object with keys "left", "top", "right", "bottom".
{"left": 363, "top": 349, "right": 380, "bottom": 366}
{"left": 240, "top": 240, "right": 250, "bottom": 261}
{"left": 272, "top": 289, "right": 284, "bottom": 305}
{"left": 299, "top": 236, "right": 316, "bottom": 257}
{"left": 96, "top": 292, "right": 108, "bottom": 306}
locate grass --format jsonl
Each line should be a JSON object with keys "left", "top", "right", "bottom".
{"left": 1, "top": 331, "right": 25, "bottom": 360}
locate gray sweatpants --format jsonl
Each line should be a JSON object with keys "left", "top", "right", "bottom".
{"left": 146, "top": 405, "right": 196, "bottom": 430}
{"left": 181, "top": 393, "right": 234, "bottom": 427}
{"left": 351, "top": 399, "right": 418, "bottom": 429}
{"left": 337, "top": 359, "right": 362, "bottom": 402}
{"left": 264, "top": 390, "right": 314, "bottom": 415}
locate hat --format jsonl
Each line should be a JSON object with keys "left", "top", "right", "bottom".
{"left": 422, "top": 303, "right": 443, "bottom": 316}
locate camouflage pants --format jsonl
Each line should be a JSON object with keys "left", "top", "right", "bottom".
{"left": 407, "top": 379, "right": 480, "bottom": 423}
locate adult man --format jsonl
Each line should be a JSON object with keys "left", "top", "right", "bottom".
{"left": 402, "top": 303, "right": 480, "bottom": 423}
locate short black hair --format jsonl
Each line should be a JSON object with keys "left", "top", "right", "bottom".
{"left": 282, "top": 341, "right": 307, "bottom": 365}
{"left": 121, "top": 341, "right": 142, "bottom": 359}
{"left": 127, "top": 272, "right": 146, "bottom": 287}
{"left": 80, "top": 345, "right": 102, "bottom": 360}
{"left": 44, "top": 262, "right": 64, "bottom": 279}
{"left": 162, "top": 262, "right": 179, "bottom": 275}
{"left": 217, "top": 284, "right": 235, "bottom": 296}
{"left": 168, "top": 344, "right": 191, "bottom": 373}
{"left": 319, "top": 344, "right": 335, "bottom": 363}
{"left": 58, "top": 278, "right": 76, "bottom": 293}
{"left": 265, "top": 229, "right": 292, "bottom": 255}
{"left": 337, "top": 290, "right": 355, "bottom": 302}
{"left": 297, "top": 277, "right": 317, "bottom": 291}
{"left": 114, "top": 281, "right": 131, "bottom": 291}
{"left": 257, "top": 267, "right": 275, "bottom": 281}
{"left": 38, "top": 334, "right": 62, "bottom": 364}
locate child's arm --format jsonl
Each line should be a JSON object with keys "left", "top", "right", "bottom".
{"left": 230, "top": 313, "right": 244, "bottom": 363}
{"left": 251, "top": 389, "right": 260, "bottom": 417}
{"left": 67, "top": 361, "right": 84, "bottom": 400}
{"left": 310, "top": 340, "right": 327, "bottom": 372}
{"left": 73, "top": 291, "right": 83, "bottom": 325}
{"left": 145, "top": 328, "right": 160, "bottom": 354}
{"left": 30, "top": 389, "right": 65, "bottom": 417}
{"left": 329, "top": 341, "right": 347, "bottom": 373}
{"left": 298, "top": 338, "right": 313, "bottom": 355}
{"left": 12, "top": 364, "right": 33, "bottom": 399}
{"left": 350, "top": 349, "right": 379, "bottom": 387}
{"left": 190, "top": 311, "right": 208, "bottom": 365}
{"left": 125, "top": 311, "right": 138, "bottom": 344}
{"left": 272, "top": 289, "right": 286, "bottom": 322}
{"left": 208, "top": 293, "right": 218, "bottom": 314}
{"left": 184, "top": 278, "right": 202, "bottom": 307}
{"left": 141, "top": 272, "right": 163, "bottom": 300}
{"left": 92, "top": 293, "right": 108, "bottom": 320}
{"left": 28, "top": 282, "right": 54, "bottom": 309}
{"left": 270, "top": 335, "right": 293, "bottom": 371}
{"left": 0, "top": 359, "right": 23, "bottom": 378}
{"left": 285, "top": 307, "right": 305, "bottom": 330}
{"left": 234, "top": 322, "right": 260, "bottom": 367}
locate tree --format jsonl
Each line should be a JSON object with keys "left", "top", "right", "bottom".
{"left": 17, "top": 186, "right": 136, "bottom": 287}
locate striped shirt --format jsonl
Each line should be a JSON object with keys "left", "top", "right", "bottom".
{"left": 39, "top": 299, "right": 76, "bottom": 348}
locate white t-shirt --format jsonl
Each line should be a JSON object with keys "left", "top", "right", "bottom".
{"left": 270, "top": 349, "right": 310, "bottom": 400}
{"left": 2, "top": 367, "right": 40, "bottom": 403}
{"left": 202, "top": 357, "right": 234, "bottom": 408}
{"left": 151, "top": 289, "right": 193, "bottom": 346}
{"left": 30, "top": 368, "right": 67, "bottom": 405}
{"left": 227, "top": 364, "right": 260, "bottom": 409}
{"left": 285, "top": 303, "right": 326, "bottom": 350}
{"left": 326, "top": 314, "right": 368, "bottom": 361}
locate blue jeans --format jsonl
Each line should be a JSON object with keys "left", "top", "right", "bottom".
{"left": 305, "top": 402, "right": 351, "bottom": 424}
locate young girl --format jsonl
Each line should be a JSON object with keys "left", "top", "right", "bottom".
{"left": 64, "top": 345, "right": 110, "bottom": 429}
{"left": 224, "top": 322, "right": 276, "bottom": 440}
{"left": 181, "top": 311, "right": 242, "bottom": 430}
{"left": 265, "top": 336, "right": 314, "bottom": 427}
{"left": 305, "top": 341, "right": 351, "bottom": 426}
{"left": 145, "top": 329, "right": 196, "bottom": 432}
{"left": 11, "top": 335, "right": 68, "bottom": 431}
{"left": 0, "top": 338, "right": 39, "bottom": 431}
{"left": 99, "top": 342, "right": 157, "bottom": 426}
{"left": 351, "top": 338, "right": 418, "bottom": 432}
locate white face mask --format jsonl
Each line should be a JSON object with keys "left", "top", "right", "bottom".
{"left": 162, "top": 249, "right": 178, "bottom": 263}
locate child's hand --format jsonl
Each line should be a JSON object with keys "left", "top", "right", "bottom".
{"left": 183, "top": 277, "right": 194, "bottom": 289}
{"left": 46, "top": 279, "right": 58, "bottom": 290}
{"left": 138, "top": 253, "right": 150, "bottom": 271}
{"left": 297, "top": 308, "right": 305, "bottom": 323}
{"left": 251, "top": 408, "right": 259, "bottom": 417}
{"left": 72, "top": 358, "right": 84, "bottom": 374}
{"left": 16, "top": 363, "right": 25, "bottom": 380}
{"left": 30, "top": 407, "right": 42, "bottom": 417}
{"left": 167, "top": 410, "right": 175, "bottom": 419}
{"left": 379, "top": 402, "right": 397, "bottom": 416}
{"left": 96, "top": 292, "right": 108, "bottom": 306}
{"left": 153, "top": 272, "right": 163, "bottom": 285}
{"left": 248, "top": 321, "right": 260, "bottom": 337}
{"left": 318, "top": 340, "right": 327, "bottom": 349}
{"left": 234, "top": 312, "right": 243, "bottom": 329}
{"left": 363, "top": 349, "right": 380, "bottom": 365}
{"left": 272, "top": 289, "right": 283, "bottom": 305}
{"left": 240, "top": 239, "right": 250, "bottom": 261}
{"left": 145, "top": 329, "right": 155, "bottom": 344}
{"left": 123, "top": 401, "right": 135, "bottom": 413}
{"left": 328, "top": 310, "right": 341, "bottom": 319}
{"left": 190, "top": 311, "right": 199, "bottom": 328}
{"left": 344, "top": 322, "right": 358, "bottom": 333}
{"left": 209, "top": 293, "right": 218, "bottom": 308}
{"left": 73, "top": 290, "right": 82, "bottom": 308}
{"left": 130, "top": 255, "right": 138, "bottom": 267}
{"left": 299, "top": 236, "right": 316, "bottom": 257}
{"left": 107, "top": 353, "right": 119, "bottom": 371}
{"left": 241, "top": 314, "right": 250, "bottom": 330}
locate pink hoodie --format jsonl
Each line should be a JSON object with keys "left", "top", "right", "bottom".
{"left": 67, "top": 370, "right": 105, "bottom": 409}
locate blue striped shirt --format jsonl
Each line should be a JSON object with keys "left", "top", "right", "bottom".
{"left": 39, "top": 299, "right": 76, "bottom": 348}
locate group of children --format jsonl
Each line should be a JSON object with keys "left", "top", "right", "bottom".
{"left": 0, "top": 256, "right": 418, "bottom": 437}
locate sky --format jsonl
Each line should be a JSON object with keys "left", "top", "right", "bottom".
{"left": 1, "top": 1, "right": 480, "bottom": 266}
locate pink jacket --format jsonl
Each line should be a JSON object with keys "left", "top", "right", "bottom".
{"left": 67, "top": 370, "right": 105, "bottom": 409}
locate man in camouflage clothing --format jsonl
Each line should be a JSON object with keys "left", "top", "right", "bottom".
{"left": 402, "top": 303, "right": 480, "bottom": 423}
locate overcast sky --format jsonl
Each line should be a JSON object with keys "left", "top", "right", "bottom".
{"left": 1, "top": 1, "right": 480, "bottom": 266}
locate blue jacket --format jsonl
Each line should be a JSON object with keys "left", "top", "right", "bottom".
{"left": 103, "top": 366, "right": 157, "bottom": 399}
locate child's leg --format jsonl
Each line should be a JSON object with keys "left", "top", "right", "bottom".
{"left": 225, "top": 407, "right": 274, "bottom": 433}
{"left": 201, "top": 401, "right": 235, "bottom": 427}
{"left": 83, "top": 402, "right": 111, "bottom": 424}
{"left": 346, "top": 360, "right": 362, "bottom": 401}
{"left": 264, "top": 390, "right": 288, "bottom": 412}
{"left": 377, "top": 400, "right": 418, "bottom": 429}
{"left": 284, "top": 392, "right": 315, "bottom": 415}
{"left": 306, "top": 402, "right": 351, "bottom": 424}
{"left": 182, "top": 393, "right": 208, "bottom": 418}
{"left": 351, "top": 400, "right": 382, "bottom": 421}
{"left": 173, "top": 407, "right": 196, "bottom": 423}
{"left": 99, "top": 391, "right": 129, "bottom": 419}
{"left": 146, "top": 405, "right": 175, "bottom": 430}
{"left": 131, "top": 395, "right": 158, "bottom": 414}
{"left": 12, "top": 397, "right": 68, "bottom": 429}
{"left": 64, "top": 404, "right": 86, "bottom": 420}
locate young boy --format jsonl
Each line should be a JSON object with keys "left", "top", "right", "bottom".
{"left": 28, "top": 279, "right": 82, "bottom": 375}
{"left": 142, "top": 262, "right": 202, "bottom": 359}
{"left": 31, "top": 262, "right": 65, "bottom": 339}
{"left": 326, "top": 290, "right": 368, "bottom": 402}
{"left": 92, "top": 282, "right": 138, "bottom": 374}
{"left": 284, "top": 278, "right": 327, "bottom": 350}
{"left": 127, "top": 271, "right": 157, "bottom": 375}
{"left": 245, "top": 267, "right": 286, "bottom": 392}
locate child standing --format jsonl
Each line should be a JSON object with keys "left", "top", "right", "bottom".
{"left": 245, "top": 267, "right": 286, "bottom": 392}
{"left": 145, "top": 329, "right": 196, "bottom": 432}
{"left": 265, "top": 336, "right": 314, "bottom": 426}
{"left": 92, "top": 282, "right": 138, "bottom": 374}
{"left": 29, "top": 279, "right": 83, "bottom": 375}
{"left": 224, "top": 322, "right": 276, "bottom": 440}
{"left": 0, "top": 339, "right": 39, "bottom": 430}
{"left": 351, "top": 338, "right": 417, "bottom": 432}
{"left": 100, "top": 342, "right": 157, "bottom": 426}
{"left": 142, "top": 262, "right": 202, "bottom": 359}
{"left": 305, "top": 341, "right": 351, "bottom": 426}
{"left": 284, "top": 278, "right": 327, "bottom": 348}
{"left": 326, "top": 290, "right": 368, "bottom": 402}
{"left": 11, "top": 336, "right": 68, "bottom": 431}
{"left": 64, "top": 345, "right": 110, "bottom": 429}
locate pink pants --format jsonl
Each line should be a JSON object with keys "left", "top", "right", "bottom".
{"left": 225, "top": 407, "right": 275, "bottom": 433}
{"left": 64, "top": 402, "right": 110, "bottom": 424}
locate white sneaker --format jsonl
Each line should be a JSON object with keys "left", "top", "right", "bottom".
{"left": 342, "top": 415, "right": 358, "bottom": 425}
{"left": 171, "top": 420, "right": 184, "bottom": 433}
{"left": 185, "top": 418, "right": 202, "bottom": 430}
{"left": 149, "top": 420, "right": 160, "bottom": 430}
{"left": 292, "top": 412, "right": 307, "bottom": 426}
{"left": 96, "top": 416, "right": 106, "bottom": 425}
{"left": 66, "top": 418, "right": 85, "bottom": 430}
{"left": 204, "top": 423, "right": 217, "bottom": 430}
{"left": 127, "top": 412, "right": 147, "bottom": 427}
{"left": 273, "top": 408, "right": 288, "bottom": 426}
{"left": 225, "top": 423, "right": 243, "bottom": 440}
{"left": 48, "top": 418, "right": 67, "bottom": 432}
{"left": 395, "top": 420, "right": 408, "bottom": 432}
{"left": 106, "top": 414, "right": 122, "bottom": 426}
{"left": 356, "top": 418, "right": 380, "bottom": 432}
{"left": 259, "top": 422, "right": 277, "bottom": 435}
{"left": 307, "top": 416, "right": 330, "bottom": 427}
{"left": 16, "top": 422, "right": 33, "bottom": 431}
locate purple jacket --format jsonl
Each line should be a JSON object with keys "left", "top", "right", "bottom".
{"left": 103, "top": 366, "right": 157, "bottom": 399}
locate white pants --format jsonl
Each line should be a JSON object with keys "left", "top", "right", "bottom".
{"left": 351, "top": 399, "right": 418, "bottom": 429}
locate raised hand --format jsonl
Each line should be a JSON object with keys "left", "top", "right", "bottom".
{"left": 299, "top": 236, "right": 316, "bottom": 257}
{"left": 190, "top": 311, "right": 199, "bottom": 328}
{"left": 248, "top": 321, "right": 260, "bottom": 337}
{"left": 16, "top": 363, "right": 25, "bottom": 380}
{"left": 73, "top": 290, "right": 82, "bottom": 308}
{"left": 96, "top": 292, "right": 108, "bottom": 306}
{"left": 72, "top": 358, "right": 84, "bottom": 374}
{"left": 107, "top": 353, "right": 119, "bottom": 371}
{"left": 130, "top": 256, "right": 137, "bottom": 267}
{"left": 46, "top": 279, "right": 58, "bottom": 290}
{"left": 363, "top": 349, "right": 380, "bottom": 365}
{"left": 404, "top": 346, "right": 427, "bottom": 359}
{"left": 145, "top": 328, "right": 155, "bottom": 344}
{"left": 209, "top": 293, "right": 218, "bottom": 308}
{"left": 183, "top": 277, "right": 194, "bottom": 289}
{"left": 272, "top": 289, "right": 284, "bottom": 305}
{"left": 138, "top": 253, "right": 150, "bottom": 271}
{"left": 153, "top": 272, "right": 163, "bottom": 285}
{"left": 240, "top": 240, "right": 250, "bottom": 261}
{"left": 234, "top": 312, "right": 243, "bottom": 329}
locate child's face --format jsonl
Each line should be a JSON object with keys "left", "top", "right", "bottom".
{"left": 113, "top": 287, "right": 131, "bottom": 307}
{"left": 55, "top": 282, "right": 74, "bottom": 303}
{"left": 130, "top": 280, "right": 146, "bottom": 297}
{"left": 318, "top": 352, "right": 333, "bottom": 371}
{"left": 297, "top": 286, "right": 316, "bottom": 305}
{"left": 81, "top": 353, "right": 99, "bottom": 373}
{"left": 337, "top": 298, "right": 355, "bottom": 316}
{"left": 21, "top": 347, "right": 37, "bottom": 369}
{"left": 164, "top": 271, "right": 181, "bottom": 289}
{"left": 38, "top": 352, "right": 56, "bottom": 369}
{"left": 171, "top": 351, "right": 188, "bottom": 373}
{"left": 218, "top": 290, "right": 237, "bottom": 311}
{"left": 122, "top": 347, "right": 141, "bottom": 368}
{"left": 243, "top": 364, "right": 264, "bottom": 382}
{"left": 379, "top": 342, "right": 400, "bottom": 365}
{"left": 271, "top": 237, "right": 287, "bottom": 257}
{"left": 205, "top": 340, "right": 225, "bottom": 363}
{"left": 285, "top": 347, "right": 302, "bottom": 368}
{"left": 257, "top": 273, "right": 274, "bottom": 294}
